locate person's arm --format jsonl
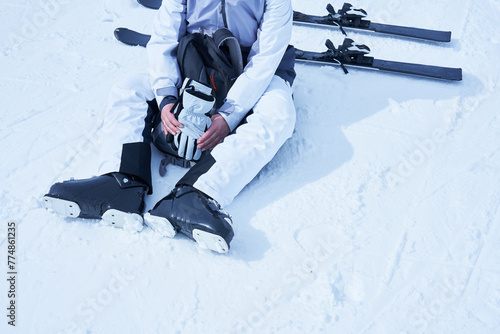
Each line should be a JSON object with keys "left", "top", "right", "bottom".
{"left": 217, "top": 0, "right": 293, "bottom": 132}
{"left": 147, "top": 0, "right": 186, "bottom": 134}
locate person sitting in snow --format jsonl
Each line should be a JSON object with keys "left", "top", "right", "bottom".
{"left": 43, "top": 0, "right": 296, "bottom": 253}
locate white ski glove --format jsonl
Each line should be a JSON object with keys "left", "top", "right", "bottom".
{"left": 173, "top": 79, "right": 215, "bottom": 161}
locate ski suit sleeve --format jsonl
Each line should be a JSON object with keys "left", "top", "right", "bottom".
{"left": 147, "top": 0, "right": 187, "bottom": 109}
{"left": 218, "top": 0, "right": 293, "bottom": 131}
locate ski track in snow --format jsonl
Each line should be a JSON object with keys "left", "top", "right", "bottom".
{"left": 1, "top": 0, "right": 500, "bottom": 333}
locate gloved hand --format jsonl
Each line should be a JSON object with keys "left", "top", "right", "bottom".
{"left": 173, "top": 79, "right": 215, "bottom": 161}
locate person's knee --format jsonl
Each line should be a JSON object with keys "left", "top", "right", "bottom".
{"left": 282, "top": 97, "right": 296, "bottom": 135}
{"left": 272, "top": 99, "right": 295, "bottom": 139}
{"left": 264, "top": 88, "right": 296, "bottom": 139}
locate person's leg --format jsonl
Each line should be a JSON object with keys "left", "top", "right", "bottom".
{"left": 145, "top": 76, "right": 296, "bottom": 251}
{"left": 182, "top": 75, "right": 296, "bottom": 207}
{"left": 97, "top": 72, "right": 157, "bottom": 188}
{"left": 43, "top": 73, "right": 157, "bottom": 230}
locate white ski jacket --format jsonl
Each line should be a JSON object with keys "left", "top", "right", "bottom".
{"left": 147, "top": 0, "right": 293, "bottom": 131}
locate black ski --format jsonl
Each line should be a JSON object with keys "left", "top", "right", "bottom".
{"left": 135, "top": 1, "right": 452, "bottom": 43}
{"left": 293, "top": 3, "right": 451, "bottom": 42}
{"left": 114, "top": 28, "right": 150, "bottom": 47}
{"left": 113, "top": 28, "right": 462, "bottom": 81}
{"left": 295, "top": 39, "right": 462, "bottom": 81}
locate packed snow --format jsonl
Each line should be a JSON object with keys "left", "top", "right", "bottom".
{"left": 1, "top": 0, "right": 500, "bottom": 333}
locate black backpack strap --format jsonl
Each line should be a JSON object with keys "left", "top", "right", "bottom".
{"left": 212, "top": 28, "right": 243, "bottom": 75}
{"left": 177, "top": 33, "right": 196, "bottom": 69}
{"left": 177, "top": 33, "right": 208, "bottom": 83}
{"left": 203, "top": 29, "right": 243, "bottom": 85}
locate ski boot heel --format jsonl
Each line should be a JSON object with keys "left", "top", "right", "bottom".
{"left": 192, "top": 229, "right": 230, "bottom": 253}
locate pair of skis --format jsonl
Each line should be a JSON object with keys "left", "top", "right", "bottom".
{"left": 115, "top": 1, "right": 462, "bottom": 81}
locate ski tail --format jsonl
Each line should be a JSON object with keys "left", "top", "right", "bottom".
{"left": 114, "top": 28, "right": 151, "bottom": 47}
{"left": 368, "top": 23, "right": 451, "bottom": 43}
{"left": 137, "top": 0, "right": 161, "bottom": 10}
{"left": 371, "top": 59, "right": 462, "bottom": 81}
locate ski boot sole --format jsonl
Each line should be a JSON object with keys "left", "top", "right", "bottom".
{"left": 192, "top": 229, "right": 229, "bottom": 254}
{"left": 143, "top": 213, "right": 177, "bottom": 238}
{"left": 43, "top": 196, "right": 144, "bottom": 232}
{"left": 102, "top": 209, "right": 144, "bottom": 231}
{"left": 143, "top": 214, "right": 229, "bottom": 253}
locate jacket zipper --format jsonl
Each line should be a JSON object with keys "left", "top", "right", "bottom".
{"left": 220, "top": 0, "right": 228, "bottom": 28}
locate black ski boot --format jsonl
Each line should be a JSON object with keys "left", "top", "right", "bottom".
{"left": 144, "top": 186, "right": 234, "bottom": 253}
{"left": 43, "top": 172, "right": 148, "bottom": 231}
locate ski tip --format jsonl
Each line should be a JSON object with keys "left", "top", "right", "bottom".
{"left": 113, "top": 27, "right": 125, "bottom": 39}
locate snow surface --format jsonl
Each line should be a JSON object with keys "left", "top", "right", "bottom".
{"left": 1, "top": 0, "right": 500, "bottom": 333}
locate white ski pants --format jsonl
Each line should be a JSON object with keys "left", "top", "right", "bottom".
{"left": 100, "top": 72, "right": 296, "bottom": 208}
